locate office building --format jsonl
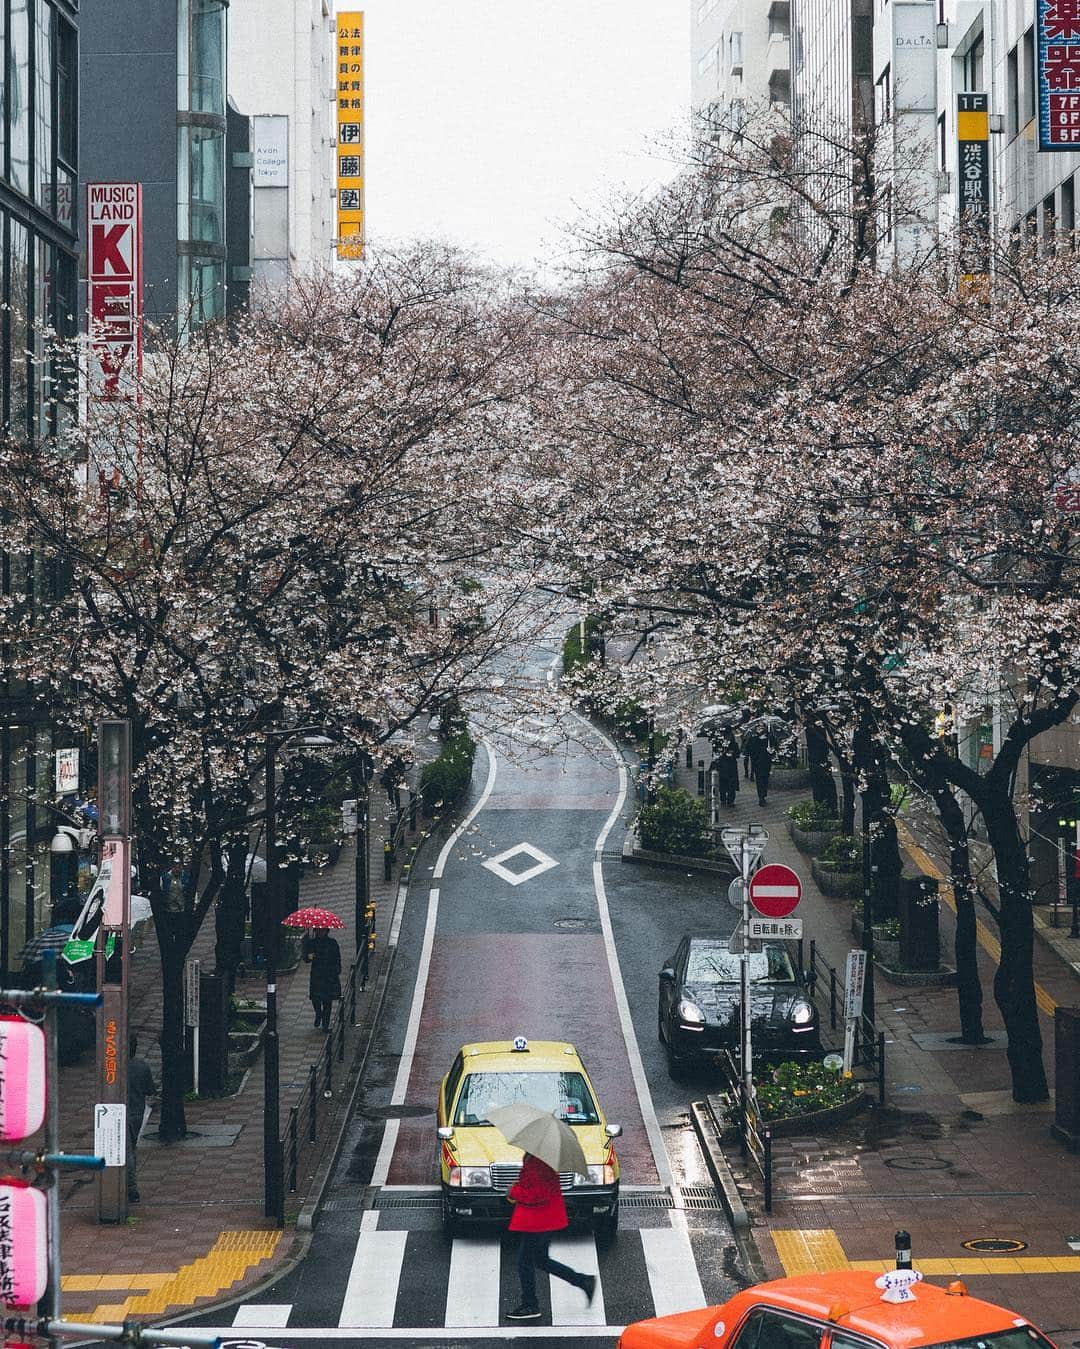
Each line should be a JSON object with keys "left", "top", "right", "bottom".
{"left": 691, "top": 0, "right": 792, "bottom": 124}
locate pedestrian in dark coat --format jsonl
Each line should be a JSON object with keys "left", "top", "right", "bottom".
{"left": 304, "top": 930, "right": 341, "bottom": 1030}
{"left": 126, "top": 1034, "right": 157, "bottom": 1203}
{"left": 744, "top": 733, "right": 773, "bottom": 807}
{"left": 506, "top": 1153, "right": 596, "bottom": 1320}
{"left": 714, "top": 734, "right": 740, "bottom": 808}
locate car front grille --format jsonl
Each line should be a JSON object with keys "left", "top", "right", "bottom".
{"left": 489, "top": 1164, "right": 576, "bottom": 1192}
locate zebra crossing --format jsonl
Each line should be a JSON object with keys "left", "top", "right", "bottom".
{"left": 215, "top": 1209, "right": 713, "bottom": 1335}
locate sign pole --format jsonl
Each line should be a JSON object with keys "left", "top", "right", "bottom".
{"left": 95, "top": 720, "right": 131, "bottom": 1224}
{"left": 741, "top": 835, "right": 753, "bottom": 1102}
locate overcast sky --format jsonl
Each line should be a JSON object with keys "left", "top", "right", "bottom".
{"left": 354, "top": 1, "right": 691, "bottom": 269}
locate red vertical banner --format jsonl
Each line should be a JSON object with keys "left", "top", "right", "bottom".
{"left": 87, "top": 183, "right": 143, "bottom": 402}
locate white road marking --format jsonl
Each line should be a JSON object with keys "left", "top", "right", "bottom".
{"left": 548, "top": 1234, "right": 606, "bottom": 1326}
{"left": 231, "top": 1304, "right": 292, "bottom": 1327}
{"left": 370, "top": 741, "right": 498, "bottom": 1187}
{"left": 640, "top": 1218, "right": 706, "bottom": 1316}
{"left": 574, "top": 712, "right": 675, "bottom": 1190}
{"left": 338, "top": 1230, "right": 409, "bottom": 1328}
{"left": 445, "top": 1235, "right": 502, "bottom": 1327}
{"left": 202, "top": 1328, "right": 630, "bottom": 1339}
{"left": 482, "top": 841, "right": 559, "bottom": 887}
{"left": 359, "top": 1208, "right": 379, "bottom": 1231}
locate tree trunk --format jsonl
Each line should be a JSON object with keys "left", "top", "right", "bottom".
{"left": 157, "top": 918, "right": 191, "bottom": 1141}
{"left": 932, "top": 786, "right": 986, "bottom": 1044}
{"left": 839, "top": 767, "right": 856, "bottom": 835}
{"left": 981, "top": 796, "right": 1049, "bottom": 1102}
{"left": 806, "top": 719, "right": 838, "bottom": 814}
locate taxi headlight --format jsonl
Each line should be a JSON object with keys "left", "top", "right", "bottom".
{"left": 792, "top": 1001, "right": 815, "bottom": 1026}
{"left": 677, "top": 997, "right": 705, "bottom": 1025}
{"left": 576, "top": 1164, "right": 616, "bottom": 1186}
{"left": 448, "top": 1165, "right": 491, "bottom": 1188}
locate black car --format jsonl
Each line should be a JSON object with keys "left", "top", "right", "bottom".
{"left": 658, "top": 934, "right": 820, "bottom": 1075}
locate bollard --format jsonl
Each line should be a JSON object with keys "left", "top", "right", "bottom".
{"left": 829, "top": 967, "right": 837, "bottom": 1030}
{"left": 383, "top": 839, "right": 393, "bottom": 882}
{"left": 878, "top": 1030, "right": 886, "bottom": 1104}
{"left": 763, "top": 1128, "right": 773, "bottom": 1212}
{"left": 895, "top": 1229, "right": 912, "bottom": 1269}
{"left": 309, "top": 1066, "right": 318, "bottom": 1142}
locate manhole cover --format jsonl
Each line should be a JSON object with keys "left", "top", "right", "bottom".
{"left": 961, "top": 1238, "right": 1028, "bottom": 1253}
{"left": 884, "top": 1155, "right": 954, "bottom": 1171}
{"left": 359, "top": 1103, "right": 433, "bottom": 1119}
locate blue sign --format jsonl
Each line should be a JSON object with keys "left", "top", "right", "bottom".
{"left": 1038, "top": 0, "right": 1080, "bottom": 148}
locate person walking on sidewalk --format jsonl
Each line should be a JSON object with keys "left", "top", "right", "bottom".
{"left": 506, "top": 1153, "right": 596, "bottom": 1320}
{"left": 714, "top": 732, "right": 740, "bottom": 808}
{"left": 304, "top": 929, "right": 342, "bottom": 1031}
{"left": 126, "top": 1034, "right": 157, "bottom": 1204}
{"left": 743, "top": 731, "right": 774, "bottom": 807}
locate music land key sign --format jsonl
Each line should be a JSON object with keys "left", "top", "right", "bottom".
{"left": 748, "top": 863, "right": 802, "bottom": 919}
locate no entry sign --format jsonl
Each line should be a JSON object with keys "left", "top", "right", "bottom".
{"left": 748, "top": 863, "right": 802, "bottom": 919}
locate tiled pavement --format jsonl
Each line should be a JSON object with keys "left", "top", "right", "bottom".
{"left": 49, "top": 797, "right": 426, "bottom": 1324}
{"left": 680, "top": 765, "right": 1080, "bottom": 1334}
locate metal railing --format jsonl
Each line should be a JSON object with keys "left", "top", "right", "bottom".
{"left": 719, "top": 1049, "right": 773, "bottom": 1212}
{"left": 799, "top": 937, "right": 886, "bottom": 1105}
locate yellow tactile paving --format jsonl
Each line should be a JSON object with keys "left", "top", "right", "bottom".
{"left": 68, "top": 1229, "right": 282, "bottom": 1322}
{"left": 773, "top": 1230, "right": 1080, "bottom": 1279}
{"left": 896, "top": 821, "right": 1057, "bottom": 1019}
{"left": 771, "top": 1230, "right": 849, "bottom": 1275}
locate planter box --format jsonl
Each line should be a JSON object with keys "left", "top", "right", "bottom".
{"left": 760, "top": 1089, "right": 868, "bottom": 1138}
{"left": 623, "top": 828, "right": 736, "bottom": 876}
{"left": 787, "top": 819, "right": 840, "bottom": 856}
{"left": 771, "top": 767, "right": 810, "bottom": 792}
{"left": 811, "top": 858, "right": 862, "bottom": 899}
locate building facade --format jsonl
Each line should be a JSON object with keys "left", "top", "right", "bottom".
{"left": 691, "top": 0, "right": 792, "bottom": 122}
{"left": 1, "top": 0, "right": 81, "bottom": 978}
{"left": 79, "top": 0, "right": 248, "bottom": 329}
{"left": 227, "top": 0, "right": 335, "bottom": 294}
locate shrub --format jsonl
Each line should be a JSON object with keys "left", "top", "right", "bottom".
{"left": 787, "top": 798, "right": 839, "bottom": 831}
{"left": 637, "top": 787, "right": 711, "bottom": 857}
{"left": 753, "top": 1059, "right": 859, "bottom": 1122}
{"left": 419, "top": 731, "right": 477, "bottom": 814}
{"left": 562, "top": 617, "right": 603, "bottom": 675}
{"left": 818, "top": 833, "right": 860, "bottom": 872}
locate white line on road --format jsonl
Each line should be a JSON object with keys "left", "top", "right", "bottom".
{"left": 444, "top": 1235, "right": 502, "bottom": 1327}
{"left": 548, "top": 1234, "right": 606, "bottom": 1326}
{"left": 338, "top": 1230, "right": 408, "bottom": 1328}
{"left": 231, "top": 1305, "right": 292, "bottom": 1327}
{"left": 370, "top": 741, "right": 498, "bottom": 1187}
{"left": 200, "top": 1327, "right": 629, "bottom": 1339}
{"left": 574, "top": 713, "right": 675, "bottom": 1191}
{"left": 640, "top": 1217, "right": 706, "bottom": 1317}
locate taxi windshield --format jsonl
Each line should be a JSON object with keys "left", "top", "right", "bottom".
{"left": 922, "top": 1329, "right": 1054, "bottom": 1349}
{"left": 453, "top": 1070, "right": 600, "bottom": 1126}
{"left": 686, "top": 943, "right": 795, "bottom": 984}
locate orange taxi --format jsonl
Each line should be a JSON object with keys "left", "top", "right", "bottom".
{"left": 619, "top": 1270, "right": 1057, "bottom": 1349}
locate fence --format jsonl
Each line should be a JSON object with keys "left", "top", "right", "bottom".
{"left": 799, "top": 937, "right": 886, "bottom": 1106}
{"left": 280, "top": 896, "right": 375, "bottom": 1198}
{"left": 718, "top": 1049, "right": 773, "bottom": 1211}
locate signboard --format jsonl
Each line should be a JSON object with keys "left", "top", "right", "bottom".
{"left": 184, "top": 958, "right": 201, "bottom": 1028}
{"left": 844, "top": 949, "right": 868, "bottom": 1020}
{"left": 342, "top": 798, "right": 358, "bottom": 835}
{"left": 893, "top": 2, "right": 937, "bottom": 111}
{"left": 749, "top": 863, "right": 802, "bottom": 919}
{"left": 1038, "top": 0, "right": 1080, "bottom": 147}
{"left": 86, "top": 183, "right": 143, "bottom": 401}
{"left": 957, "top": 93, "right": 990, "bottom": 276}
{"left": 720, "top": 826, "right": 768, "bottom": 871}
{"left": 253, "top": 115, "right": 288, "bottom": 187}
{"left": 99, "top": 837, "right": 130, "bottom": 928}
{"left": 1055, "top": 478, "right": 1080, "bottom": 511}
{"left": 335, "top": 12, "right": 365, "bottom": 259}
{"left": 749, "top": 917, "right": 803, "bottom": 940}
{"left": 94, "top": 1102, "right": 127, "bottom": 1167}
{"left": 55, "top": 747, "right": 80, "bottom": 795}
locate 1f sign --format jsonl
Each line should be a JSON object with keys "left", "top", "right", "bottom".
{"left": 87, "top": 183, "right": 143, "bottom": 401}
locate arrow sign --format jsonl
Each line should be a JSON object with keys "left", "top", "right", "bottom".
{"left": 748, "top": 863, "right": 802, "bottom": 919}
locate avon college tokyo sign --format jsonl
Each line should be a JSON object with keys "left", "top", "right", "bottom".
{"left": 1037, "top": 0, "right": 1080, "bottom": 147}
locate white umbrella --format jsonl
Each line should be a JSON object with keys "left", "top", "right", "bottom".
{"left": 487, "top": 1104, "right": 588, "bottom": 1177}
{"left": 130, "top": 895, "right": 153, "bottom": 926}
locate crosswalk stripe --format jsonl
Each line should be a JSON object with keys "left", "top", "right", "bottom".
{"left": 339, "top": 1230, "right": 409, "bottom": 1328}
{"left": 445, "top": 1235, "right": 501, "bottom": 1328}
{"left": 232, "top": 1304, "right": 292, "bottom": 1327}
{"left": 640, "top": 1219, "right": 706, "bottom": 1317}
{"left": 549, "top": 1234, "right": 606, "bottom": 1326}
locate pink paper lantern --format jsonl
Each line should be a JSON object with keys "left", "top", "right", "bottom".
{"left": 0, "top": 1019, "right": 46, "bottom": 1142}
{"left": 0, "top": 1181, "right": 48, "bottom": 1308}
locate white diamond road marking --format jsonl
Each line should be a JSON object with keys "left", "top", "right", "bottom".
{"left": 482, "top": 842, "right": 559, "bottom": 887}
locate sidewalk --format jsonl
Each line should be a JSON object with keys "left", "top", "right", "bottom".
{"left": 677, "top": 768, "right": 1080, "bottom": 1335}
{"left": 48, "top": 795, "right": 426, "bottom": 1326}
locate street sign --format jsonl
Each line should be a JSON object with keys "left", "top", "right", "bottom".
{"left": 749, "top": 917, "right": 803, "bottom": 940}
{"left": 720, "top": 826, "right": 768, "bottom": 870}
{"left": 184, "top": 958, "right": 201, "bottom": 1028}
{"left": 727, "top": 877, "right": 745, "bottom": 910}
{"left": 342, "top": 798, "right": 358, "bottom": 835}
{"left": 749, "top": 863, "right": 802, "bottom": 919}
{"left": 844, "top": 949, "right": 868, "bottom": 1020}
{"left": 94, "top": 1103, "right": 126, "bottom": 1167}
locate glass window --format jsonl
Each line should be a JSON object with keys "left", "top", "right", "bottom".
{"left": 179, "top": 0, "right": 226, "bottom": 114}
{"left": 56, "top": 16, "right": 77, "bottom": 173}
{"left": 922, "top": 1329, "right": 1055, "bottom": 1349}
{"left": 178, "top": 125, "right": 225, "bottom": 245}
{"left": 686, "top": 942, "right": 796, "bottom": 984}
{"left": 35, "top": 0, "right": 53, "bottom": 209}
{"left": 1008, "top": 45, "right": 1019, "bottom": 138}
{"left": 731, "top": 1310, "right": 823, "bottom": 1349}
{"left": 7, "top": 729, "right": 29, "bottom": 965}
{"left": 34, "top": 235, "right": 53, "bottom": 440}
{"left": 453, "top": 1071, "right": 600, "bottom": 1126}
{"left": 8, "top": 220, "right": 30, "bottom": 439}
{"left": 9, "top": 0, "right": 31, "bottom": 195}
{"left": 1024, "top": 27, "right": 1036, "bottom": 123}
{"left": 178, "top": 255, "right": 225, "bottom": 329}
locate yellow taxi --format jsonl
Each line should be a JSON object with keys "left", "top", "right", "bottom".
{"left": 436, "top": 1037, "right": 621, "bottom": 1238}
{"left": 619, "top": 1269, "right": 1057, "bottom": 1349}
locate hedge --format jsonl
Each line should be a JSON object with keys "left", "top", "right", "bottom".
{"left": 419, "top": 731, "right": 477, "bottom": 815}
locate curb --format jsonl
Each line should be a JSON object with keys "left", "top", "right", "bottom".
{"left": 690, "top": 1101, "right": 768, "bottom": 1285}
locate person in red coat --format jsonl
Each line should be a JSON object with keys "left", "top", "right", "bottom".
{"left": 506, "top": 1153, "right": 596, "bottom": 1320}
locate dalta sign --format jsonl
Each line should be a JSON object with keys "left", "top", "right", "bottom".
{"left": 87, "top": 182, "right": 143, "bottom": 402}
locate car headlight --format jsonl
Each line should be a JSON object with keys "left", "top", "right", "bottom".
{"left": 791, "top": 1001, "right": 815, "bottom": 1026}
{"left": 448, "top": 1165, "right": 491, "bottom": 1188}
{"left": 575, "top": 1164, "right": 616, "bottom": 1186}
{"left": 677, "top": 997, "right": 705, "bottom": 1025}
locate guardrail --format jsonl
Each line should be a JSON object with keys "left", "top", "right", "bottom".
{"left": 799, "top": 937, "right": 886, "bottom": 1105}
{"left": 280, "top": 898, "right": 375, "bottom": 1196}
{"left": 718, "top": 1049, "right": 773, "bottom": 1212}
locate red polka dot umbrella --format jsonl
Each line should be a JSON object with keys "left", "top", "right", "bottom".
{"left": 281, "top": 906, "right": 345, "bottom": 930}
